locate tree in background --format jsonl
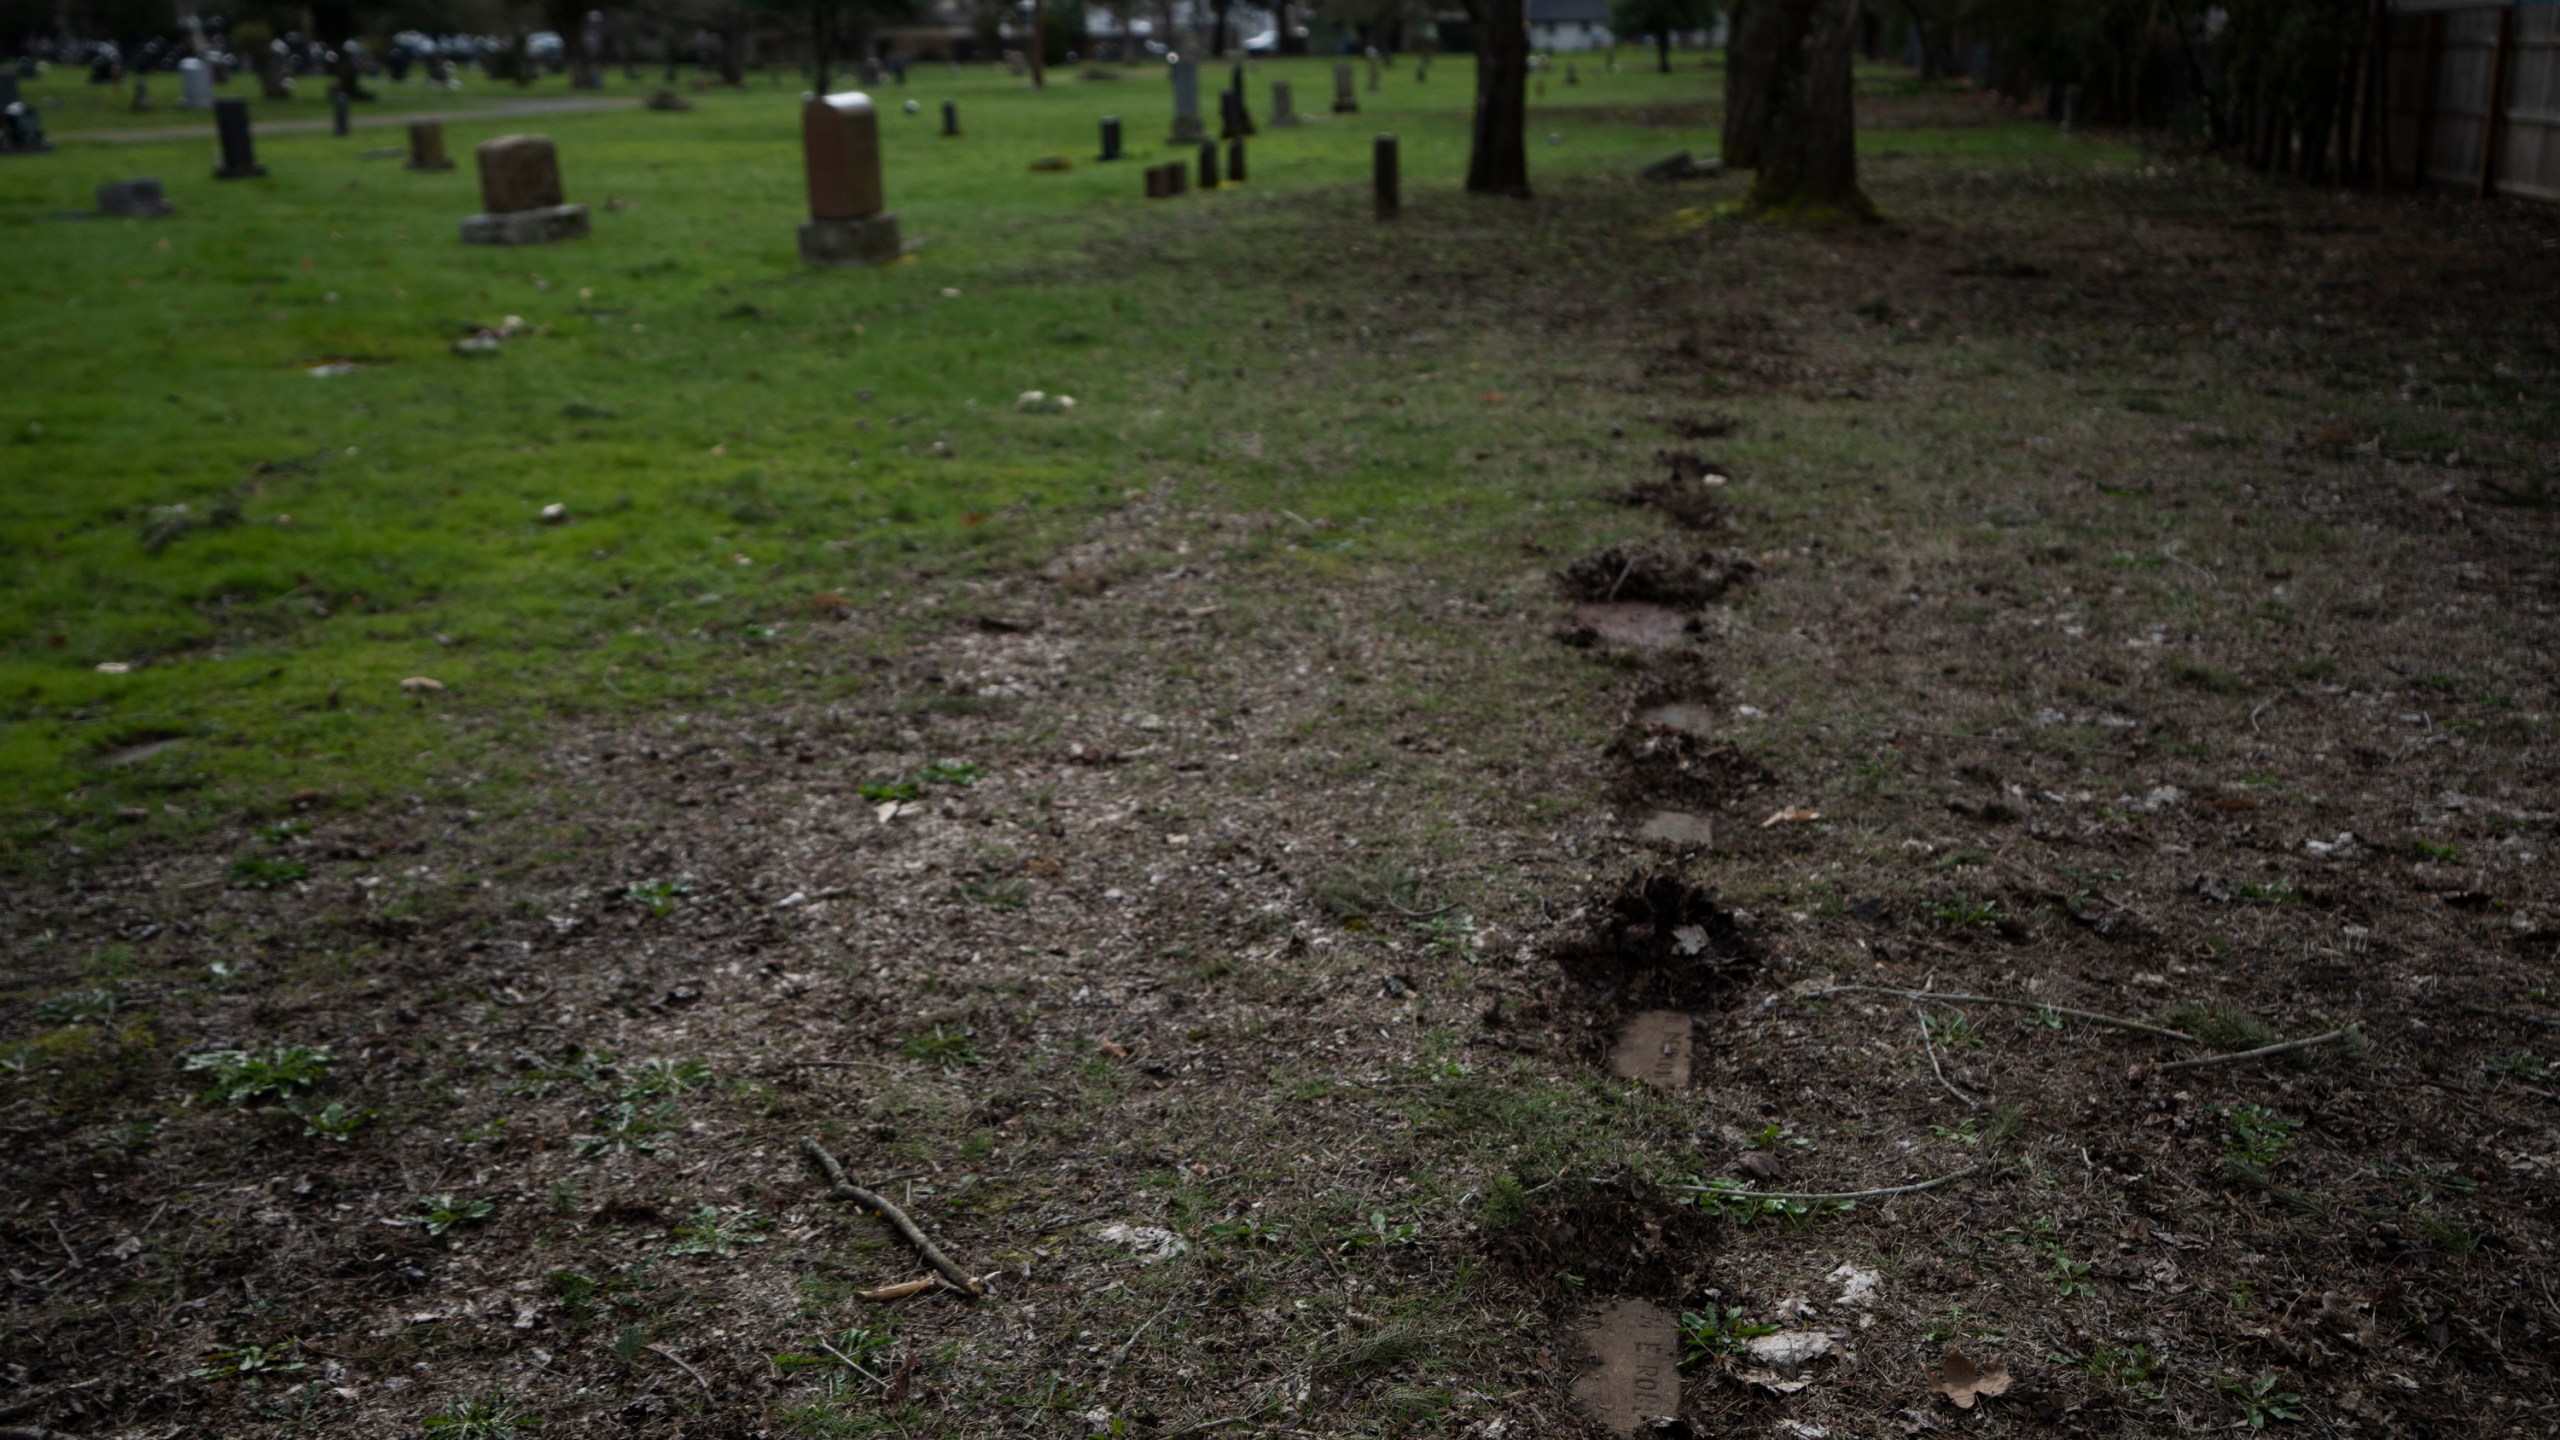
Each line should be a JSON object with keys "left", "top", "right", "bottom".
{"left": 1610, "top": 0, "right": 1713, "bottom": 74}
{"left": 1459, "top": 0, "right": 1528, "bottom": 194}
{"left": 1725, "top": 0, "right": 1869, "bottom": 216}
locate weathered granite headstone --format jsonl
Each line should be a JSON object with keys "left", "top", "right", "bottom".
{"left": 408, "top": 120, "right": 455, "bottom": 170}
{"left": 1225, "top": 137, "right": 1245, "bottom": 183}
{"left": 797, "top": 91, "right": 900, "bottom": 267}
{"left": 212, "top": 98, "right": 265, "bottom": 178}
{"left": 940, "top": 98, "right": 958, "bottom": 136}
{"left": 1144, "top": 162, "right": 1168, "bottom": 199}
{"left": 1196, "top": 139, "right": 1217, "bottom": 189}
{"left": 460, "top": 134, "right": 589, "bottom": 244}
{"left": 1097, "top": 114, "right": 1122, "bottom": 160}
{"left": 129, "top": 77, "right": 152, "bottom": 110}
{"left": 1268, "top": 79, "right": 1297, "bottom": 128}
{"left": 330, "top": 87, "right": 349, "bottom": 135}
{"left": 96, "top": 177, "right": 174, "bottom": 216}
{"left": 178, "top": 56, "right": 212, "bottom": 109}
{"left": 1166, "top": 159, "right": 1188, "bottom": 195}
{"left": 1373, "top": 132, "right": 1398, "bottom": 220}
{"left": 1331, "top": 61, "right": 1357, "bottom": 113}
{"left": 1, "top": 99, "right": 47, "bottom": 153}
{"left": 1366, "top": 50, "right": 1380, "bottom": 92}
{"left": 1167, "top": 57, "right": 1203, "bottom": 144}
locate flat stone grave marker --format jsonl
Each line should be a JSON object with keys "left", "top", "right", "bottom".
{"left": 461, "top": 134, "right": 589, "bottom": 245}
{"left": 798, "top": 91, "right": 900, "bottom": 267}
{"left": 1635, "top": 811, "right": 1714, "bottom": 851}
{"left": 1571, "top": 601, "right": 1691, "bottom": 649}
{"left": 96, "top": 177, "right": 174, "bottom": 216}
{"left": 1572, "top": 1300, "right": 1681, "bottom": 1435}
{"left": 1635, "top": 701, "right": 1716, "bottom": 735}
{"left": 1608, "top": 1010, "right": 1693, "bottom": 1088}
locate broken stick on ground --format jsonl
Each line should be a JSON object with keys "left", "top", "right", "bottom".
{"left": 800, "top": 1136, "right": 986, "bottom": 1295}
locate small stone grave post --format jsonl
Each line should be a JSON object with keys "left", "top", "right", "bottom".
{"left": 1268, "top": 79, "right": 1297, "bottom": 127}
{"left": 460, "top": 134, "right": 590, "bottom": 244}
{"left": 1167, "top": 56, "right": 1204, "bottom": 144}
{"left": 1225, "top": 137, "right": 1245, "bottom": 183}
{"left": 1098, "top": 114, "right": 1122, "bottom": 160}
{"left": 1166, "top": 158, "right": 1188, "bottom": 194}
{"left": 1373, "top": 132, "right": 1397, "bottom": 220}
{"left": 1566, "top": 61, "right": 1578, "bottom": 85}
{"left": 178, "top": 56, "right": 212, "bottom": 109}
{"left": 130, "top": 76, "right": 152, "bottom": 110}
{"left": 1145, "top": 162, "right": 1168, "bottom": 199}
{"left": 1196, "top": 138, "right": 1217, "bottom": 189}
{"left": 797, "top": 90, "right": 901, "bottom": 267}
{"left": 1331, "top": 61, "right": 1357, "bottom": 113}
{"left": 1228, "top": 64, "right": 1254, "bottom": 134}
{"left": 1366, "top": 48, "right": 1380, "bottom": 92}
{"left": 330, "top": 87, "right": 349, "bottom": 135}
{"left": 212, "top": 97, "right": 266, "bottom": 178}
{"left": 940, "top": 98, "right": 959, "bottom": 136}
{"left": 407, "top": 120, "right": 455, "bottom": 170}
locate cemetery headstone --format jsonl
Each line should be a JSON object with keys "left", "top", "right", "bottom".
{"left": 1373, "top": 132, "right": 1398, "bottom": 220}
{"left": 1098, "top": 114, "right": 1122, "bottom": 161}
{"left": 1366, "top": 50, "right": 1380, "bottom": 92}
{"left": 1607, "top": 1012, "right": 1692, "bottom": 1089}
{"left": 940, "top": 98, "right": 958, "bottom": 136}
{"left": 1145, "top": 163, "right": 1167, "bottom": 199}
{"left": 1224, "top": 137, "right": 1245, "bottom": 183}
{"left": 1227, "top": 64, "right": 1254, "bottom": 135}
{"left": 331, "top": 87, "right": 349, "bottom": 135}
{"left": 1166, "top": 56, "right": 1204, "bottom": 144}
{"left": 407, "top": 120, "right": 455, "bottom": 170}
{"left": 797, "top": 90, "right": 900, "bottom": 267}
{"left": 858, "top": 56, "right": 883, "bottom": 86}
{"left": 1, "top": 97, "right": 48, "bottom": 154}
{"left": 1268, "top": 79, "right": 1297, "bottom": 128}
{"left": 1331, "top": 62, "right": 1356, "bottom": 113}
{"left": 130, "top": 77, "right": 152, "bottom": 110}
{"left": 1196, "top": 139, "right": 1217, "bottom": 189}
{"left": 212, "top": 97, "right": 265, "bottom": 178}
{"left": 460, "top": 134, "right": 589, "bottom": 244}
{"left": 1566, "top": 61, "right": 1578, "bottom": 85}
{"left": 95, "top": 177, "right": 174, "bottom": 216}
{"left": 1166, "top": 159, "right": 1188, "bottom": 195}
{"left": 178, "top": 56, "right": 212, "bottom": 109}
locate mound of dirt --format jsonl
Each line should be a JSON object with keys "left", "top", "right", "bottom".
{"left": 1608, "top": 452, "right": 1733, "bottom": 531}
{"left": 1484, "top": 1175, "right": 1719, "bottom": 1301}
{"left": 1611, "top": 729, "right": 1775, "bottom": 813}
{"left": 1558, "top": 543, "right": 1753, "bottom": 608}
{"left": 1552, "top": 872, "right": 1759, "bottom": 1010}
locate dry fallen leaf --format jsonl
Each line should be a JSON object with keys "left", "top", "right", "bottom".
{"left": 1095, "top": 1037, "right": 1132, "bottom": 1058}
{"left": 1933, "top": 1349, "right": 2012, "bottom": 1409}
{"left": 1760, "top": 806, "right": 1823, "bottom": 828}
{"left": 399, "top": 676, "right": 446, "bottom": 694}
{"left": 858, "top": 1276, "right": 936, "bottom": 1302}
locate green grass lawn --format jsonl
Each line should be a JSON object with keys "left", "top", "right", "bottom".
{"left": 0, "top": 53, "right": 2078, "bottom": 866}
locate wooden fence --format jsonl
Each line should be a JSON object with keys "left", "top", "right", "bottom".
{"left": 2385, "top": 2, "right": 2560, "bottom": 201}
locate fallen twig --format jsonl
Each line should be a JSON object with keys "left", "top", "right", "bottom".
{"left": 817, "top": 1336, "right": 890, "bottom": 1391}
{"left": 801, "top": 1137, "right": 985, "bottom": 1296}
{"left": 1101, "top": 1302, "right": 1174, "bottom": 1390}
{"left": 644, "top": 1343, "right": 712, "bottom": 1395}
{"left": 1800, "top": 984, "right": 2199, "bottom": 1043}
{"left": 1665, "top": 1166, "right": 1979, "bottom": 1203}
{"left": 1913, "top": 1000, "right": 1981, "bottom": 1108}
{"left": 2155, "top": 1028, "right": 2353, "bottom": 1074}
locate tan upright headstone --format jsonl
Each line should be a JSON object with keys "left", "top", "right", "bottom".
{"left": 406, "top": 120, "right": 454, "bottom": 171}
{"left": 798, "top": 92, "right": 900, "bottom": 267}
{"left": 460, "top": 134, "right": 588, "bottom": 245}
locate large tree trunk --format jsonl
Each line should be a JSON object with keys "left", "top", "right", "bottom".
{"left": 1463, "top": 0, "right": 1530, "bottom": 195}
{"left": 1722, "top": 0, "right": 1768, "bottom": 167}
{"left": 1732, "top": 0, "right": 1870, "bottom": 216}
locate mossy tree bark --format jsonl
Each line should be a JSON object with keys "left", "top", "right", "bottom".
{"left": 1730, "top": 0, "right": 1872, "bottom": 217}
{"left": 1721, "top": 0, "right": 1767, "bottom": 168}
{"left": 1462, "top": 0, "right": 1532, "bottom": 196}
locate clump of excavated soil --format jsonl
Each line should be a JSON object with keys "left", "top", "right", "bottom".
{"left": 1483, "top": 1175, "right": 1721, "bottom": 1302}
{"left": 1551, "top": 871, "right": 1760, "bottom": 1010}
{"left": 1558, "top": 543, "right": 1754, "bottom": 607}
{"left": 1607, "top": 451, "right": 1733, "bottom": 530}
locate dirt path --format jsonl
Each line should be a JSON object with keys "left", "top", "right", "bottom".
{"left": 57, "top": 95, "right": 628, "bottom": 144}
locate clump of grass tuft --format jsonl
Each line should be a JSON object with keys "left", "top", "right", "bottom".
{"left": 1312, "top": 859, "right": 1424, "bottom": 923}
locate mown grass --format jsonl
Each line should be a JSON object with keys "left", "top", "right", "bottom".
{"left": 0, "top": 53, "right": 2103, "bottom": 867}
